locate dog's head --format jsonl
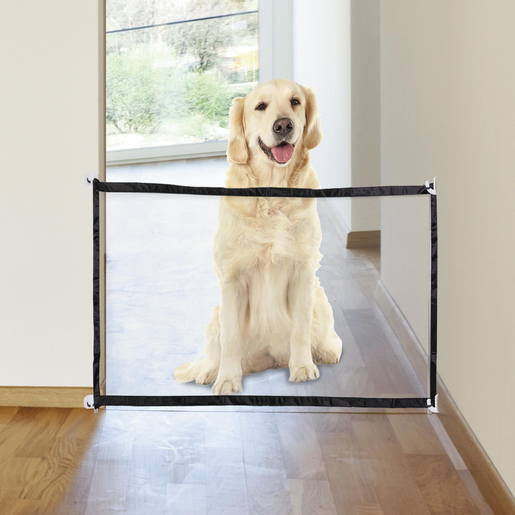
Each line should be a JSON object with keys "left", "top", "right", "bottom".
{"left": 227, "top": 79, "right": 322, "bottom": 166}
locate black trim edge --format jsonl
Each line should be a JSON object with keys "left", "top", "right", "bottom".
{"left": 429, "top": 194, "right": 438, "bottom": 405}
{"left": 93, "top": 180, "right": 101, "bottom": 405}
{"left": 93, "top": 179, "right": 430, "bottom": 198}
{"left": 95, "top": 395, "right": 429, "bottom": 409}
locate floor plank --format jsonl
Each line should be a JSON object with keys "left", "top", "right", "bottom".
{"left": 407, "top": 454, "right": 480, "bottom": 515}
{"left": 288, "top": 479, "right": 338, "bottom": 515}
{"left": 388, "top": 414, "right": 447, "bottom": 455}
{"left": 206, "top": 446, "right": 249, "bottom": 514}
{"left": 351, "top": 415, "right": 433, "bottom": 515}
{"left": 277, "top": 414, "right": 328, "bottom": 481}
{"left": 167, "top": 483, "right": 207, "bottom": 515}
{"left": 318, "top": 428, "right": 379, "bottom": 515}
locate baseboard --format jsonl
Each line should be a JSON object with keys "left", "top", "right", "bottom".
{"left": 346, "top": 230, "right": 381, "bottom": 249}
{"left": 0, "top": 387, "right": 92, "bottom": 408}
{"left": 320, "top": 200, "right": 380, "bottom": 249}
{"left": 374, "top": 281, "right": 515, "bottom": 514}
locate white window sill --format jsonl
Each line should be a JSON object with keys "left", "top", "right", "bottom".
{"left": 106, "top": 140, "right": 228, "bottom": 166}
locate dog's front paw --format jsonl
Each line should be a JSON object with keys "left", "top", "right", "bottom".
{"left": 289, "top": 362, "right": 320, "bottom": 383}
{"left": 196, "top": 367, "right": 218, "bottom": 385}
{"left": 212, "top": 377, "right": 242, "bottom": 395}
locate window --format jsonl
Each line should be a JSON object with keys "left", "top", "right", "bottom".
{"left": 106, "top": 0, "right": 258, "bottom": 153}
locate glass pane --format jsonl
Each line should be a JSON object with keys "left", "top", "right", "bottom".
{"left": 106, "top": 0, "right": 259, "bottom": 151}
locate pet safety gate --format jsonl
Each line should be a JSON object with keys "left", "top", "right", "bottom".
{"left": 87, "top": 179, "right": 438, "bottom": 412}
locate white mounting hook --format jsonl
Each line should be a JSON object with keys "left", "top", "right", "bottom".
{"left": 84, "top": 172, "right": 98, "bottom": 186}
{"left": 425, "top": 176, "right": 437, "bottom": 195}
{"left": 84, "top": 394, "right": 98, "bottom": 413}
{"left": 427, "top": 394, "right": 439, "bottom": 414}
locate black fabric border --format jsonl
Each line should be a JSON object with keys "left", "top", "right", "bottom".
{"left": 93, "top": 179, "right": 430, "bottom": 198}
{"left": 91, "top": 180, "right": 437, "bottom": 410}
{"left": 429, "top": 194, "right": 438, "bottom": 405}
{"left": 96, "top": 395, "right": 429, "bottom": 409}
{"left": 93, "top": 180, "right": 101, "bottom": 404}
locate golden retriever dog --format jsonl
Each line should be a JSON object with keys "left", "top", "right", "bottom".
{"left": 174, "top": 78, "right": 342, "bottom": 394}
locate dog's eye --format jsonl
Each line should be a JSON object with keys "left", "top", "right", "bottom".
{"left": 291, "top": 98, "right": 300, "bottom": 107}
{"left": 255, "top": 103, "right": 267, "bottom": 111}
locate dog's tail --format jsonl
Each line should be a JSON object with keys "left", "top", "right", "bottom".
{"left": 174, "top": 360, "right": 204, "bottom": 383}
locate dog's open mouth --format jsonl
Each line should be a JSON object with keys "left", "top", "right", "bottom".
{"left": 259, "top": 138, "right": 295, "bottom": 164}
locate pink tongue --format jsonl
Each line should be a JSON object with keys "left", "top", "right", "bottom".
{"left": 271, "top": 144, "right": 294, "bottom": 163}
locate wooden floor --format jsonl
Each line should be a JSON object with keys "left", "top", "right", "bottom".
{"left": 0, "top": 405, "right": 493, "bottom": 514}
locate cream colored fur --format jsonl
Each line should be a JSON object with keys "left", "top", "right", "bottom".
{"left": 174, "top": 79, "right": 342, "bottom": 394}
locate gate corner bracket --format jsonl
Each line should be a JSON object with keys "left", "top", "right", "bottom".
{"left": 427, "top": 394, "right": 439, "bottom": 414}
{"left": 84, "top": 394, "right": 98, "bottom": 412}
{"left": 425, "top": 176, "right": 437, "bottom": 195}
{"left": 85, "top": 172, "right": 99, "bottom": 186}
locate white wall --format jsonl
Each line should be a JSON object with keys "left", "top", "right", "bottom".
{"left": 292, "top": 0, "right": 352, "bottom": 228}
{"left": 292, "top": 0, "right": 380, "bottom": 233}
{"left": 0, "top": 1, "right": 101, "bottom": 387}
{"left": 350, "top": 0, "right": 381, "bottom": 231}
{"left": 380, "top": 0, "right": 515, "bottom": 495}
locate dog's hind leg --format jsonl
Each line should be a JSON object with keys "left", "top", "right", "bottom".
{"left": 174, "top": 305, "right": 221, "bottom": 385}
{"left": 314, "top": 332, "right": 342, "bottom": 365}
{"left": 310, "top": 280, "right": 343, "bottom": 365}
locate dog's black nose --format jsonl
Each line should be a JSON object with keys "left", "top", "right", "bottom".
{"left": 273, "top": 118, "right": 294, "bottom": 135}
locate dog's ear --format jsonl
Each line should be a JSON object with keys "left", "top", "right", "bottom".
{"left": 302, "top": 86, "right": 322, "bottom": 150}
{"left": 227, "top": 97, "right": 248, "bottom": 164}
